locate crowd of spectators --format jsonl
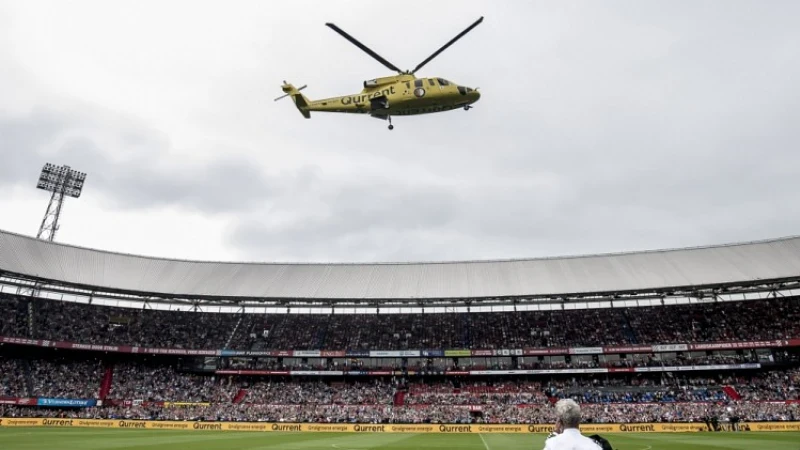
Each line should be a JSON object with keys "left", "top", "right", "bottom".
{"left": 405, "top": 381, "right": 547, "bottom": 405}
{"left": 30, "top": 299, "right": 239, "bottom": 349}
{"left": 239, "top": 380, "right": 395, "bottom": 405}
{"left": 1, "top": 358, "right": 103, "bottom": 399}
{"left": 30, "top": 359, "right": 104, "bottom": 399}
{"left": 543, "top": 372, "right": 795, "bottom": 404}
{"left": 109, "top": 363, "right": 237, "bottom": 403}
{"left": 0, "top": 295, "right": 28, "bottom": 338}
{"left": 2, "top": 295, "right": 799, "bottom": 350}
{"left": 736, "top": 369, "right": 800, "bottom": 401}
{"left": 4, "top": 355, "right": 797, "bottom": 408}
{"left": 2, "top": 401, "right": 797, "bottom": 424}
{"left": 0, "top": 359, "right": 28, "bottom": 397}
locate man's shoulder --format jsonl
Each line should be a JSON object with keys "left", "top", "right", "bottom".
{"left": 544, "top": 431, "right": 602, "bottom": 449}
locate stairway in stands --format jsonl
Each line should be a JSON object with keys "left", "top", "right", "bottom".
{"left": 225, "top": 313, "right": 257, "bottom": 349}
{"left": 621, "top": 309, "right": 639, "bottom": 343}
{"left": 722, "top": 385, "right": 742, "bottom": 401}
{"left": 22, "top": 359, "right": 34, "bottom": 397}
{"left": 224, "top": 315, "right": 245, "bottom": 348}
{"left": 27, "top": 300, "right": 35, "bottom": 338}
{"left": 393, "top": 390, "right": 406, "bottom": 406}
{"left": 98, "top": 364, "right": 115, "bottom": 401}
{"left": 233, "top": 389, "right": 249, "bottom": 404}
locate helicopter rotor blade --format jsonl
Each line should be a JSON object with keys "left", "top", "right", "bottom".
{"left": 411, "top": 16, "right": 483, "bottom": 74}
{"left": 274, "top": 85, "right": 307, "bottom": 102}
{"left": 325, "top": 23, "right": 404, "bottom": 73}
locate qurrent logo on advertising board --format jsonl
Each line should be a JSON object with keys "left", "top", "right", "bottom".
{"left": 438, "top": 424, "right": 472, "bottom": 433}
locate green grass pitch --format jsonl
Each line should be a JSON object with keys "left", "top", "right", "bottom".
{"left": 1, "top": 429, "right": 800, "bottom": 449}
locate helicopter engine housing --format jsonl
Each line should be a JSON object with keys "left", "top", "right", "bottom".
{"left": 363, "top": 75, "right": 413, "bottom": 89}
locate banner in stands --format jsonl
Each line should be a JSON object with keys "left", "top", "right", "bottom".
{"left": 213, "top": 364, "right": 760, "bottom": 377}
{"left": 294, "top": 371, "right": 344, "bottom": 376}
{"left": 689, "top": 340, "right": 791, "bottom": 351}
{"left": 0, "top": 397, "right": 37, "bottom": 405}
{"left": 633, "top": 363, "right": 760, "bottom": 372}
{"left": 1, "top": 335, "right": 799, "bottom": 358}
{"left": 570, "top": 347, "right": 604, "bottom": 355}
{"left": 215, "top": 370, "right": 290, "bottom": 375}
{"left": 603, "top": 345, "right": 654, "bottom": 354}
{"left": 4, "top": 419, "right": 798, "bottom": 433}
{"left": 36, "top": 398, "right": 96, "bottom": 407}
{"left": 652, "top": 344, "right": 689, "bottom": 352}
{"left": 221, "top": 350, "right": 293, "bottom": 357}
{"left": 522, "top": 347, "right": 569, "bottom": 356}
{"left": 369, "top": 350, "right": 420, "bottom": 357}
{"left": 444, "top": 350, "right": 471, "bottom": 357}
{"left": 471, "top": 349, "right": 523, "bottom": 356}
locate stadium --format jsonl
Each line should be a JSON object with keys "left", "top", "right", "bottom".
{"left": 1, "top": 229, "right": 799, "bottom": 449}
{"left": 3, "top": 2, "right": 800, "bottom": 449}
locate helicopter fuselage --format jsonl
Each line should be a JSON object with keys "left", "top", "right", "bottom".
{"left": 306, "top": 74, "right": 480, "bottom": 118}
{"left": 278, "top": 17, "right": 483, "bottom": 129}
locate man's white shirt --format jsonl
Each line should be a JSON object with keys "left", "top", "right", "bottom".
{"left": 543, "top": 428, "right": 602, "bottom": 450}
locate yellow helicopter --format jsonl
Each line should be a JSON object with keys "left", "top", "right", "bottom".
{"left": 275, "top": 17, "right": 483, "bottom": 130}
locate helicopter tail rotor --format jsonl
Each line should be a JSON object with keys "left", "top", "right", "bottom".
{"left": 276, "top": 81, "right": 311, "bottom": 118}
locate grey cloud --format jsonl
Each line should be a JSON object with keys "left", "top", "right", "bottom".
{"left": 59, "top": 139, "right": 279, "bottom": 213}
{"left": 0, "top": 109, "right": 72, "bottom": 185}
{"left": 227, "top": 178, "right": 464, "bottom": 261}
{"left": 0, "top": 108, "right": 284, "bottom": 214}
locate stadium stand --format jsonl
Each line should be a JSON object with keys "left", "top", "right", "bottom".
{"left": 1, "top": 229, "right": 799, "bottom": 426}
{"left": 1, "top": 295, "right": 799, "bottom": 350}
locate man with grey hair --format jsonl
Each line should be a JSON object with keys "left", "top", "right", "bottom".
{"left": 543, "top": 399, "right": 602, "bottom": 450}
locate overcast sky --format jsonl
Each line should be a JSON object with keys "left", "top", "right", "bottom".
{"left": 1, "top": 0, "right": 798, "bottom": 263}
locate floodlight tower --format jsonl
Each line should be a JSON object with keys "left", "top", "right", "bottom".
{"left": 35, "top": 163, "right": 87, "bottom": 241}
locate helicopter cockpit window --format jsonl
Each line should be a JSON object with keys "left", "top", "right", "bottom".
{"left": 414, "top": 79, "right": 424, "bottom": 88}
{"left": 437, "top": 78, "right": 450, "bottom": 86}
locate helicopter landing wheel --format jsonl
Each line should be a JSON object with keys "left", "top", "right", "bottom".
{"left": 464, "top": 105, "right": 472, "bottom": 111}
{"left": 387, "top": 116, "right": 394, "bottom": 130}
{"left": 388, "top": 124, "right": 394, "bottom": 130}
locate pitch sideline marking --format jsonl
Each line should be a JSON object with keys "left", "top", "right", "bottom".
{"left": 478, "top": 433, "right": 491, "bottom": 450}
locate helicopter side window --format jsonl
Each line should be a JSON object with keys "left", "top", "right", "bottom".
{"left": 414, "top": 79, "right": 423, "bottom": 88}
{"left": 428, "top": 79, "right": 435, "bottom": 86}
{"left": 437, "top": 78, "right": 450, "bottom": 86}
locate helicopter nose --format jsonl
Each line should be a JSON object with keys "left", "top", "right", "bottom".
{"left": 458, "top": 86, "right": 481, "bottom": 102}
{"left": 471, "top": 89, "right": 480, "bottom": 102}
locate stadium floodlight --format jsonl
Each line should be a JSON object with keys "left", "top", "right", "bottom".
{"left": 35, "top": 163, "right": 87, "bottom": 242}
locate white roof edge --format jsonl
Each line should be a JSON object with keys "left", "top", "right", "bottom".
{"left": 0, "top": 228, "right": 798, "bottom": 266}
{"left": 2, "top": 228, "right": 800, "bottom": 300}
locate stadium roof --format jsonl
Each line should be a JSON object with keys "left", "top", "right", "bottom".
{"left": 1, "top": 229, "right": 800, "bottom": 303}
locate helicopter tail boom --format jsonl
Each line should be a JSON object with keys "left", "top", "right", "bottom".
{"left": 276, "top": 82, "right": 311, "bottom": 118}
